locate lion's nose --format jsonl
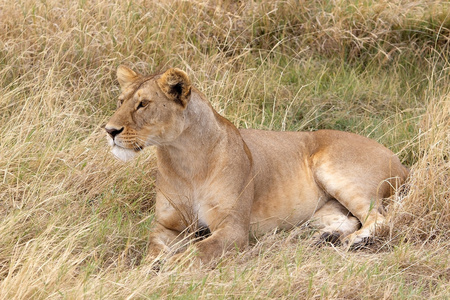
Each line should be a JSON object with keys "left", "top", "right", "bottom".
{"left": 105, "top": 126, "right": 124, "bottom": 139}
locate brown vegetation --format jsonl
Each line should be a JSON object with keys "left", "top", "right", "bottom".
{"left": 0, "top": 0, "right": 448, "bottom": 298}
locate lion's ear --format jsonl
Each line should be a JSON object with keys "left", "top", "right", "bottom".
{"left": 157, "top": 68, "right": 191, "bottom": 107}
{"left": 117, "top": 65, "right": 139, "bottom": 89}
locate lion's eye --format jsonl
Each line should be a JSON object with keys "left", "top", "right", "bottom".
{"left": 137, "top": 100, "right": 150, "bottom": 110}
{"left": 117, "top": 96, "right": 125, "bottom": 108}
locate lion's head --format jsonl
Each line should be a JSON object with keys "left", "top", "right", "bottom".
{"left": 105, "top": 66, "right": 191, "bottom": 161}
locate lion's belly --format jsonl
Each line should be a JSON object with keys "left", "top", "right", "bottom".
{"left": 249, "top": 170, "right": 328, "bottom": 235}
{"left": 240, "top": 129, "right": 328, "bottom": 235}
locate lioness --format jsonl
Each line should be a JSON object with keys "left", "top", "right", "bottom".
{"left": 105, "top": 66, "right": 408, "bottom": 264}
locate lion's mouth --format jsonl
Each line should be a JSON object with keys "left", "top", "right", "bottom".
{"left": 108, "top": 136, "right": 143, "bottom": 153}
{"left": 106, "top": 133, "right": 144, "bottom": 162}
{"left": 115, "top": 144, "right": 141, "bottom": 152}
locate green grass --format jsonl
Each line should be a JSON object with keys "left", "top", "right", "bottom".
{"left": 0, "top": 0, "right": 449, "bottom": 298}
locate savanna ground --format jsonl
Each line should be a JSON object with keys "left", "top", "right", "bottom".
{"left": 0, "top": 0, "right": 449, "bottom": 298}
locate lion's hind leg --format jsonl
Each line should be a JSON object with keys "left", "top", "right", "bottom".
{"left": 313, "top": 162, "right": 391, "bottom": 249}
{"left": 310, "top": 199, "right": 360, "bottom": 245}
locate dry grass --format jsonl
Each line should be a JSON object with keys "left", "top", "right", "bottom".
{"left": 0, "top": 0, "right": 449, "bottom": 298}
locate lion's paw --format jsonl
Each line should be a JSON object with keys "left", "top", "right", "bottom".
{"left": 342, "top": 231, "right": 374, "bottom": 250}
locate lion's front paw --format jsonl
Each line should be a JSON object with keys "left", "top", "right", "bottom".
{"left": 165, "top": 248, "right": 202, "bottom": 270}
{"left": 144, "top": 243, "right": 170, "bottom": 267}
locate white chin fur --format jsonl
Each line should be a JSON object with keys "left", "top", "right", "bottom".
{"left": 111, "top": 146, "right": 137, "bottom": 162}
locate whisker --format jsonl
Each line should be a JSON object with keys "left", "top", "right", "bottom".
{"left": 141, "top": 135, "right": 162, "bottom": 146}
{"left": 136, "top": 137, "right": 149, "bottom": 147}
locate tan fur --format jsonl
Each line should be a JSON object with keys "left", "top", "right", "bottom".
{"left": 105, "top": 66, "right": 409, "bottom": 264}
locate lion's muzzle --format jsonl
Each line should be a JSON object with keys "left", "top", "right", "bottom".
{"left": 104, "top": 125, "right": 138, "bottom": 162}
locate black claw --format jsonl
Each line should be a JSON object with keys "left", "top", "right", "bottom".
{"left": 150, "top": 259, "right": 163, "bottom": 272}
{"left": 323, "top": 232, "right": 341, "bottom": 245}
{"left": 314, "top": 231, "right": 341, "bottom": 246}
{"left": 348, "top": 237, "right": 374, "bottom": 251}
